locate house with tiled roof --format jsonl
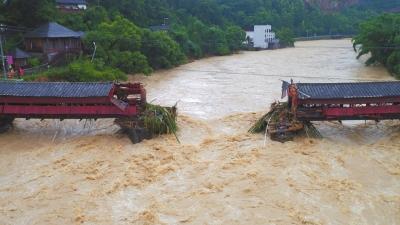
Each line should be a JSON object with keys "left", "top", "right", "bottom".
{"left": 56, "top": 0, "right": 87, "bottom": 12}
{"left": 24, "top": 22, "right": 84, "bottom": 57}
{"left": 7, "top": 48, "right": 31, "bottom": 69}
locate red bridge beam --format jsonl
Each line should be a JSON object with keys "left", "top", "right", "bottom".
{"left": 323, "top": 105, "right": 400, "bottom": 119}
{"left": 0, "top": 105, "right": 138, "bottom": 119}
{"left": 298, "top": 97, "right": 400, "bottom": 105}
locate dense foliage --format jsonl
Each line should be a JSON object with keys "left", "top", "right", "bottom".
{"left": 83, "top": 16, "right": 153, "bottom": 74}
{"left": 353, "top": 13, "right": 400, "bottom": 78}
{"left": 276, "top": 28, "right": 295, "bottom": 47}
{"left": 0, "top": 0, "right": 55, "bottom": 27}
{"left": 0, "top": 0, "right": 397, "bottom": 79}
{"left": 92, "top": 0, "right": 379, "bottom": 35}
{"left": 26, "top": 60, "right": 127, "bottom": 82}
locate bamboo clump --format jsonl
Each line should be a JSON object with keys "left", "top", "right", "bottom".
{"left": 141, "top": 103, "right": 179, "bottom": 141}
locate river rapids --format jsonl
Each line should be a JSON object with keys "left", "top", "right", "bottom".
{"left": 0, "top": 40, "right": 399, "bottom": 225}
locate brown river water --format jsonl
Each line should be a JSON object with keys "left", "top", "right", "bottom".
{"left": 0, "top": 40, "right": 399, "bottom": 225}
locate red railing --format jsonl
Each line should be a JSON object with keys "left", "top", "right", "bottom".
{"left": 323, "top": 105, "right": 400, "bottom": 119}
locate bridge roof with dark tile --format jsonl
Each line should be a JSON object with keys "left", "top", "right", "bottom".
{"left": 297, "top": 81, "right": 400, "bottom": 99}
{"left": 0, "top": 82, "right": 113, "bottom": 98}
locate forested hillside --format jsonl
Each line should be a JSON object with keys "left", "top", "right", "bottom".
{"left": 2, "top": 0, "right": 392, "bottom": 36}
{"left": 304, "top": 0, "right": 399, "bottom": 12}
{"left": 0, "top": 0, "right": 398, "bottom": 78}
{"left": 79, "top": 0, "right": 376, "bottom": 35}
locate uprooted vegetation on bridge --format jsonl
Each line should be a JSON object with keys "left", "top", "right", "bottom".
{"left": 249, "top": 102, "right": 322, "bottom": 142}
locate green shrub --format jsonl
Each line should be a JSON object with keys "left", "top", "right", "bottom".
{"left": 109, "top": 51, "right": 153, "bottom": 75}
{"left": 141, "top": 30, "right": 186, "bottom": 69}
{"left": 27, "top": 57, "right": 41, "bottom": 67}
{"left": 29, "top": 60, "right": 127, "bottom": 82}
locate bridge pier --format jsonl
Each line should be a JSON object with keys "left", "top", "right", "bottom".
{"left": 0, "top": 116, "right": 14, "bottom": 133}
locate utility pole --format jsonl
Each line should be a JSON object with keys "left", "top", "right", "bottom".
{"left": 0, "top": 23, "right": 27, "bottom": 80}
{"left": 91, "top": 42, "right": 97, "bottom": 62}
{"left": 0, "top": 26, "right": 7, "bottom": 80}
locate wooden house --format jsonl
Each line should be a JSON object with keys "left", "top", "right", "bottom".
{"left": 24, "top": 22, "right": 84, "bottom": 56}
{"left": 7, "top": 48, "right": 31, "bottom": 69}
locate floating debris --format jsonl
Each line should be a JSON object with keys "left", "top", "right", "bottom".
{"left": 142, "top": 103, "right": 178, "bottom": 138}
{"left": 249, "top": 102, "right": 322, "bottom": 142}
{"left": 115, "top": 103, "right": 179, "bottom": 143}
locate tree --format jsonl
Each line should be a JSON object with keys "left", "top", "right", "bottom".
{"left": 1, "top": 0, "right": 56, "bottom": 27}
{"left": 276, "top": 28, "right": 295, "bottom": 47}
{"left": 84, "top": 16, "right": 150, "bottom": 74}
{"left": 353, "top": 13, "right": 400, "bottom": 77}
{"left": 225, "top": 25, "right": 246, "bottom": 51}
{"left": 83, "top": 6, "right": 110, "bottom": 30}
{"left": 141, "top": 30, "right": 186, "bottom": 69}
{"left": 204, "top": 27, "right": 230, "bottom": 55}
{"left": 169, "top": 26, "right": 202, "bottom": 58}
{"left": 109, "top": 51, "right": 152, "bottom": 75}
{"left": 57, "top": 13, "right": 88, "bottom": 31}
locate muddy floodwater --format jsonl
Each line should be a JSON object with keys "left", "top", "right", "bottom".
{"left": 0, "top": 40, "right": 399, "bottom": 225}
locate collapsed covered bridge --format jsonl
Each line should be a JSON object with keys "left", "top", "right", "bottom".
{"left": 293, "top": 81, "right": 400, "bottom": 121}
{"left": 0, "top": 82, "right": 146, "bottom": 119}
{"left": 0, "top": 81, "right": 176, "bottom": 143}
{"left": 251, "top": 80, "right": 400, "bottom": 142}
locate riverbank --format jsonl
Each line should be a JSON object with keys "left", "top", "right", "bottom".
{"left": 294, "top": 35, "right": 353, "bottom": 42}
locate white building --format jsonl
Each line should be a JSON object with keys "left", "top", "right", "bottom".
{"left": 56, "top": 0, "right": 87, "bottom": 12}
{"left": 245, "top": 25, "right": 277, "bottom": 49}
